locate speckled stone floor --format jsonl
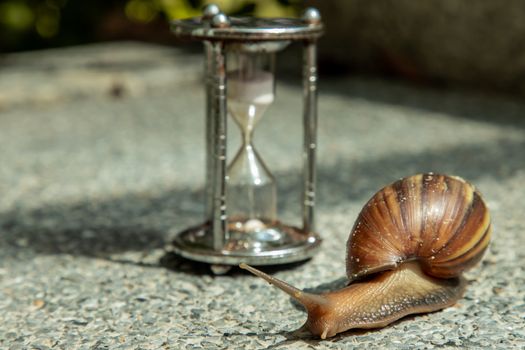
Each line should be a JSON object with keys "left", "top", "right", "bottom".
{"left": 0, "top": 43, "right": 524, "bottom": 349}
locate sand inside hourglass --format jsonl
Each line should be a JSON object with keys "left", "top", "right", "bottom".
{"left": 227, "top": 71, "right": 275, "bottom": 128}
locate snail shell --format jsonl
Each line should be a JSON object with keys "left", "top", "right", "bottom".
{"left": 241, "top": 173, "right": 491, "bottom": 339}
{"left": 348, "top": 173, "right": 491, "bottom": 280}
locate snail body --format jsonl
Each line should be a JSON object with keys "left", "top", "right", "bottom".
{"left": 240, "top": 173, "right": 491, "bottom": 339}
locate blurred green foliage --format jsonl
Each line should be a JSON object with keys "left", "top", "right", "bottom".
{"left": 0, "top": 0, "right": 302, "bottom": 53}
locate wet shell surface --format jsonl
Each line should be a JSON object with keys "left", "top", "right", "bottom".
{"left": 346, "top": 173, "right": 491, "bottom": 280}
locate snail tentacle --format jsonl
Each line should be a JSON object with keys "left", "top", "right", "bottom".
{"left": 239, "top": 263, "right": 330, "bottom": 309}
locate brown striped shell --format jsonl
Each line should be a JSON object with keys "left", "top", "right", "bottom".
{"left": 346, "top": 173, "right": 491, "bottom": 280}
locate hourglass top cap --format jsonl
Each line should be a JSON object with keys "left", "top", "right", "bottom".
{"left": 202, "top": 4, "right": 220, "bottom": 19}
{"left": 303, "top": 8, "right": 321, "bottom": 24}
{"left": 171, "top": 7, "right": 323, "bottom": 42}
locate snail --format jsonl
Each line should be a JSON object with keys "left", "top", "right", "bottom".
{"left": 240, "top": 173, "right": 491, "bottom": 339}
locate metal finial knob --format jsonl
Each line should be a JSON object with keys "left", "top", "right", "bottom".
{"left": 303, "top": 7, "right": 321, "bottom": 24}
{"left": 203, "top": 3, "right": 220, "bottom": 19}
{"left": 212, "top": 12, "right": 230, "bottom": 28}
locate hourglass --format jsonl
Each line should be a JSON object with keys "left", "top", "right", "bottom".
{"left": 171, "top": 5, "right": 323, "bottom": 270}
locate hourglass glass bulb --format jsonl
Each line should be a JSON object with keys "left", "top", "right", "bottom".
{"left": 226, "top": 49, "right": 278, "bottom": 241}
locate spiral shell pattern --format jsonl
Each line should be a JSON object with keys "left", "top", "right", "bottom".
{"left": 346, "top": 173, "right": 491, "bottom": 280}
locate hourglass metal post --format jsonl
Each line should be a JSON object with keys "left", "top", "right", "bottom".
{"left": 302, "top": 8, "right": 321, "bottom": 234}
{"left": 171, "top": 6, "right": 324, "bottom": 268}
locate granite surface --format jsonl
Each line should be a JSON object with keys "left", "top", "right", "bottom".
{"left": 0, "top": 43, "right": 524, "bottom": 349}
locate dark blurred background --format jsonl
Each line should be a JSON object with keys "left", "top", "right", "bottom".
{"left": 0, "top": 0, "right": 302, "bottom": 52}
{"left": 1, "top": 0, "right": 525, "bottom": 95}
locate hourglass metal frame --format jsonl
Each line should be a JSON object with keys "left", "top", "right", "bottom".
{"left": 170, "top": 5, "right": 323, "bottom": 267}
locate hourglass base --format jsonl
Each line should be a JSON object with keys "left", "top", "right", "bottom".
{"left": 170, "top": 220, "right": 321, "bottom": 267}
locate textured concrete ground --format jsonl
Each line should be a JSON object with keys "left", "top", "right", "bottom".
{"left": 0, "top": 43, "right": 524, "bottom": 349}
